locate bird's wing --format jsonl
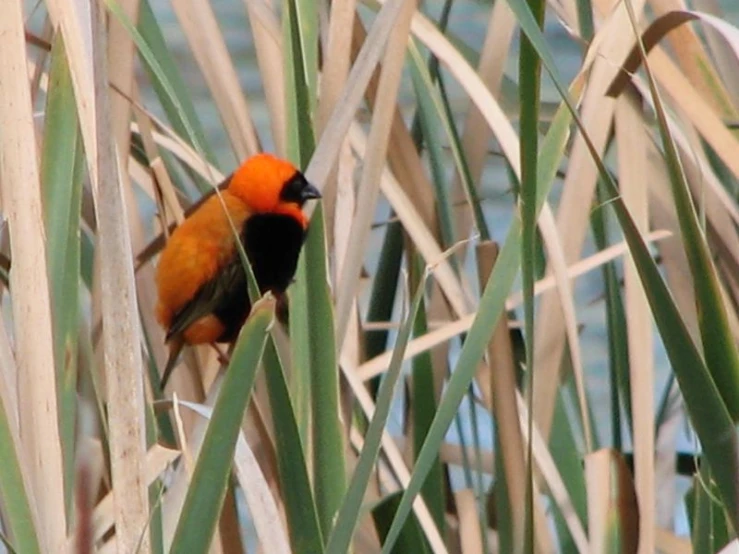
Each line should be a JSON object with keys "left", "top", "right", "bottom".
{"left": 165, "top": 255, "right": 247, "bottom": 341}
{"left": 136, "top": 177, "right": 232, "bottom": 271}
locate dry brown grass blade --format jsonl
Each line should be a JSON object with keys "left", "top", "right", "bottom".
{"left": 0, "top": 3, "right": 66, "bottom": 551}
{"left": 454, "top": 489, "right": 484, "bottom": 554}
{"left": 88, "top": 444, "right": 179, "bottom": 546}
{"left": 334, "top": 0, "right": 418, "bottom": 347}
{"left": 585, "top": 449, "right": 640, "bottom": 554}
{"left": 54, "top": 1, "right": 153, "bottom": 549}
{"left": 391, "top": 435, "right": 496, "bottom": 474}
{"left": 476, "top": 242, "right": 527, "bottom": 550}
{"left": 616, "top": 90, "right": 655, "bottom": 554}
{"left": 649, "top": 0, "right": 736, "bottom": 116}
{"left": 107, "top": 0, "right": 139, "bottom": 164}
{"left": 303, "top": 0, "right": 408, "bottom": 192}
{"left": 349, "top": 125, "right": 469, "bottom": 319}
{"left": 402, "top": 6, "right": 521, "bottom": 175}
{"left": 241, "top": 0, "right": 285, "bottom": 155}
{"left": 315, "top": 0, "right": 356, "bottom": 239}
{"left": 655, "top": 527, "right": 691, "bottom": 553}
{"left": 694, "top": 0, "right": 739, "bottom": 101}
{"left": 170, "top": 0, "right": 259, "bottom": 159}
{"left": 643, "top": 47, "right": 739, "bottom": 185}
{"left": 539, "top": 204, "right": 593, "bottom": 452}
{"left": 132, "top": 93, "right": 184, "bottom": 225}
{"left": 453, "top": 0, "right": 515, "bottom": 239}
{"left": 351, "top": 11, "right": 455, "bottom": 407}
{"left": 532, "top": 0, "right": 648, "bottom": 440}
{"left": 351, "top": 15, "right": 436, "bottom": 230}
{"left": 358, "top": 230, "right": 672, "bottom": 381}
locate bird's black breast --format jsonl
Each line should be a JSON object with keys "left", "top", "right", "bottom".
{"left": 243, "top": 213, "right": 306, "bottom": 293}
{"left": 209, "top": 213, "right": 306, "bottom": 341}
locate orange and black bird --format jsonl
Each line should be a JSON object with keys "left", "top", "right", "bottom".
{"left": 155, "top": 153, "right": 321, "bottom": 388}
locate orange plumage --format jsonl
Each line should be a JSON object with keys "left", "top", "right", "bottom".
{"left": 155, "top": 153, "right": 320, "bottom": 387}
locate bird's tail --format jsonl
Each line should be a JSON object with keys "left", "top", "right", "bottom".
{"left": 160, "top": 337, "right": 184, "bottom": 390}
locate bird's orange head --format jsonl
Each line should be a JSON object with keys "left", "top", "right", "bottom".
{"left": 228, "top": 153, "right": 321, "bottom": 228}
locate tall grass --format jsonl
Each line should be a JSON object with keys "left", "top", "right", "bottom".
{"left": 1, "top": 0, "right": 739, "bottom": 552}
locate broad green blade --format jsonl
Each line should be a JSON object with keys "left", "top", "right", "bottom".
{"left": 305, "top": 206, "right": 345, "bottom": 540}
{"left": 40, "top": 33, "right": 84, "bottom": 520}
{"left": 169, "top": 306, "right": 272, "bottom": 553}
{"left": 373, "top": 492, "right": 432, "bottom": 554}
{"left": 409, "top": 257, "right": 445, "bottom": 535}
{"left": 263, "top": 339, "right": 324, "bottom": 553}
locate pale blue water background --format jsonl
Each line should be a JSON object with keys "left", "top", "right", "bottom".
{"left": 147, "top": 0, "right": 739, "bottom": 546}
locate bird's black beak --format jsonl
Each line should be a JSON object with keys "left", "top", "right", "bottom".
{"left": 300, "top": 183, "right": 322, "bottom": 201}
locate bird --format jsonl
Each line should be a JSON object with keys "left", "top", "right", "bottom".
{"left": 155, "top": 153, "right": 321, "bottom": 388}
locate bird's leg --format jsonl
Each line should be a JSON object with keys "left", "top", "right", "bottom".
{"left": 210, "top": 343, "right": 230, "bottom": 367}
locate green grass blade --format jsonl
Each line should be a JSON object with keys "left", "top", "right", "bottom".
{"left": 688, "top": 466, "right": 731, "bottom": 553}
{"left": 289, "top": 0, "right": 319, "bottom": 113}
{"left": 591, "top": 187, "right": 632, "bottom": 446}
{"left": 373, "top": 492, "right": 432, "bottom": 554}
{"left": 365, "top": 219, "right": 403, "bottom": 361}
{"left": 548, "top": 388, "right": 588, "bottom": 551}
{"left": 283, "top": 0, "right": 316, "bottom": 165}
{"left": 409, "top": 257, "right": 445, "bottom": 535}
{"left": 263, "top": 339, "right": 324, "bottom": 553}
{"left": 40, "top": 33, "right": 85, "bottom": 519}
{"left": 287, "top": 260, "right": 311, "bottom": 446}
{"left": 305, "top": 205, "right": 346, "bottom": 539}
{"left": 0, "top": 396, "right": 40, "bottom": 554}
{"left": 169, "top": 305, "right": 273, "bottom": 553}
{"left": 137, "top": 0, "right": 216, "bottom": 169}
{"left": 518, "top": 0, "right": 545, "bottom": 549}
{"left": 283, "top": 0, "right": 321, "bottom": 479}
{"left": 407, "top": 40, "right": 489, "bottom": 241}
{"left": 327, "top": 266, "right": 428, "bottom": 554}
{"left": 624, "top": 2, "right": 739, "bottom": 422}
{"left": 409, "top": 56, "right": 457, "bottom": 251}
